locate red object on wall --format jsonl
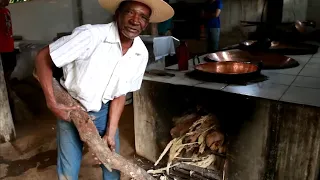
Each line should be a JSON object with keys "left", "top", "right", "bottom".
{"left": 200, "top": 25, "right": 206, "bottom": 40}
{"left": 176, "top": 41, "right": 190, "bottom": 71}
{"left": 0, "top": 7, "right": 14, "bottom": 53}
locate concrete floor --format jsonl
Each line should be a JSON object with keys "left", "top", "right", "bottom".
{"left": 0, "top": 78, "right": 139, "bottom": 180}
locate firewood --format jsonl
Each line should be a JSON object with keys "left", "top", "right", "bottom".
{"left": 218, "top": 145, "right": 226, "bottom": 154}
{"left": 171, "top": 114, "right": 198, "bottom": 138}
{"left": 170, "top": 168, "right": 191, "bottom": 179}
{"left": 147, "top": 163, "right": 181, "bottom": 175}
{"left": 186, "top": 132, "right": 201, "bottom": 143}
{"left": 36, "top": 76, "right": 155, "bottom": 180}
{"left": 172, "top": 113, "right": 198, "bottom": 125}
{"left": 168, "top": 137, "right": 184, "bottom": 164}
{"left": 198, "top": 127, "right": 213, "bottom": 154}
{"left": 187, "top": 154, "right": 216, "bottom": 168}
{"left": 164, "top": 174, "right": 183, "bottom": 180}
{"left": 155, "top": 139, "right": 175, "bottom": 166}
{"left": 172, "top": 167, "right": 211, "bottom": 180}
{"left": 177, "top": 163, "right": 221, "bottom": 180}
{"left": 188, "top": 115, "right": 218, "bottom": 133}
{"left": 205, "top": 131, "right": 224, "bottom": 151}
{"left": 151, "top": 113, "right": 225, "bottom": 180}
{"left": 188, "top": 115, "right": 211, "bottom": 132}
{"left": 160, "top": 174, "right": 176, "bottom": 180}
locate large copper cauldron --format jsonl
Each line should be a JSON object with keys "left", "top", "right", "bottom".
{"left": 195, "top": 61, "right": 260, "bottom": 75}
{"left": 204, "top": 49, "right": 299, "bottom": 69}
{"left": 189, "top": 61, "right": 263, "bottom": 84}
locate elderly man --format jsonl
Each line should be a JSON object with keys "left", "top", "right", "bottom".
{"left": 35, "top": 0, "right": 173, "bottom": 179}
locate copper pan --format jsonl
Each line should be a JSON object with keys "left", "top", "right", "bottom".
{"left": 192, "top": 61, "right": 262, "bottom": 83}
{"left": 204, "top": 49, "right": 299, "bottom": 69}
{"left": 195, "top": 61, "right": 259, "bottom": 75}
{"left": 220, "top": 39, "right": 318, "bottom": 55}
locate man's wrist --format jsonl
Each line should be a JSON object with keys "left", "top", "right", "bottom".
{"left": 106, "top": 124, "right": 118, "bottom": 137}
{"left": 46, "top": 97, "right": 57, "bottom": 108}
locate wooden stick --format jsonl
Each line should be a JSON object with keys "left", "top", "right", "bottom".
{"left": 170, "top": 168, "right": 191, "bottom": 179}
{"left": 0, "top": 61, "right": 16, "bottom": 143}
{"left": 177, "top": 163, "right": 221, "bottom": 180}
{"left": 41, "top": 76, "right": 155, "bottom": 180}
{"left": 172, "top": 167, "right": 209, "bottom": 180}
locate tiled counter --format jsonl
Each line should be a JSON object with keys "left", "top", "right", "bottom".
{"left": 143, "top": 48, "right": 320, "bottom": 108}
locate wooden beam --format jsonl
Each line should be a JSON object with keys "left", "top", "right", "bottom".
{"left": 0, "top": 59, "right": 16, "bottom": 143}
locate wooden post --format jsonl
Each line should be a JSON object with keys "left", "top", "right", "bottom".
{"left": 0, "top": 58, "right": 16, "bottom": 143}
{"left": 150, "top": 23, "right": 158, "bottom": 36}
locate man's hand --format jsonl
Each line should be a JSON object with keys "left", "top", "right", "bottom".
{"left": 104, "top": 135, "right": 116, "bottom": 152}
{"left": 47, "top": 102, "right": 81, "bottom": 122}
{"left": 92, "top": 135, "right": 116, "bottom": 165}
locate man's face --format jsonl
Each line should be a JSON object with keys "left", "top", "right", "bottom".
{"left": 116, "top": 1, "right": 151, "bottom": 40}
{"left": 0, "top": 0, "right": 9, "bottom": 7}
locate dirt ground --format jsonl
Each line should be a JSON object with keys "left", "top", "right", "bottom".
{"left": 0, "top": 77, "right": 150, "bottom": 180}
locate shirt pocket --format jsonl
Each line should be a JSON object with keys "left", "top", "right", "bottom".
{"left": 71, "top": 60, "right": 98, "bottom": 102}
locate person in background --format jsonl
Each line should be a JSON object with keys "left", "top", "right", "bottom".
{"left": 201, "top": 0, "right": 222, "bottom": 52}
{"left": 157, "top": 0, "right": 173, "bottom": 36}
{"left": 0, "top": 0, "right": 15, "bottom": 79}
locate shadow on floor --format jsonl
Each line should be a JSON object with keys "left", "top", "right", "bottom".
{"left": 0, "top": 150, "right": 57, "bottom": 180}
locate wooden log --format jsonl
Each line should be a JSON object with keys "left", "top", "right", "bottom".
{"left": 176, "top": 163, "right": 221, "bottom": 180}
{"left": 172, "top": 167, "right": 209, "bottom": 180}
{"left": 170, "top": 114, "right": 198, "bottom": 138}
{"left": 44, "top": 77, "right": 155, "bottom": 180}
{"left": 0, "top": 59, "right": 16, "bottom": 143}
{"left": 170, "top": 168, "right": 191, "bottom": 179}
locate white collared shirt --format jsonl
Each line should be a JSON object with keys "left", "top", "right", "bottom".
{"left": 49, "top": 22, "right": 148, "bottom": 112}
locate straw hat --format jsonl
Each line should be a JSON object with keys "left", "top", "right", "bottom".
{"left": 98, "top": 0, "right": 174, "bottom": 23}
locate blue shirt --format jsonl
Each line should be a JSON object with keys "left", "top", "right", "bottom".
{"left": 204, "top": 0, "right": 222, "bottom": 28}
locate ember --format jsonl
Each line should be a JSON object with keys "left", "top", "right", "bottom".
{"left": 148, "top": 114, "right": 227, "bottom": 180}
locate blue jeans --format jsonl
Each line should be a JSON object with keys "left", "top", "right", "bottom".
{"left": 207, "top": 28, "right": 220, "bottom": 52}
{"left": 56, "top": 102, "right": 120, "bottom": 180}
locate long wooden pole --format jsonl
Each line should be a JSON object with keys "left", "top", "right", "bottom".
{"left": 0, "top": 58, "right": 16, "bottom": 143}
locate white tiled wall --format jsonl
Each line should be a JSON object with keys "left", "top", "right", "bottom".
{"left": 8, "top": 0, "right": 78, "bottom": 41}
{"left": 8, "top": 0, "right": 113, "bottom": 41}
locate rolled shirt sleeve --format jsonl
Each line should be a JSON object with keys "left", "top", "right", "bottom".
{"left": 130, "top": 73, "right": 144, "bottom": 92}
{"left": 49, "top": 25, "right": 94, "bottom": 68}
